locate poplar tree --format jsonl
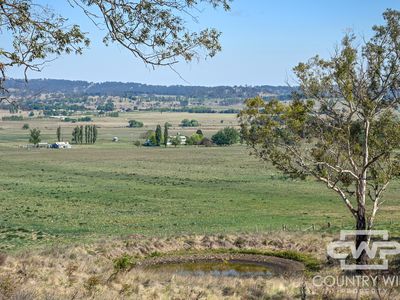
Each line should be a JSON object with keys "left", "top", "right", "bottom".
{"left": 56, "top": 126, "right": 61, "bottom": 142}
{"left": 164, "top": 123, "right": 169, "bottom": 147}
{"left": 72, "top": 126, "right": 79, "bottom": 144}
{"left": 155, "top": 125, "right": 162, "bottom": 146}
{"left": 92, "top": 125, "right": 98, "bottom": 144}
{"left": 85, "top": 125, "right": 88, "bottom": 144}
{"left": 79, "top": 125, "right": 84, "bottom": 144}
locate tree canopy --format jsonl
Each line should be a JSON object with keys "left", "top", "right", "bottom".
{"left": 29, "top": 128, "right": 41, "bottom": 145}
{"left": 239, "top": 9, "right": 400, "bottom": 265}
{"left": 211, "top": 127, "right": 239, "bottom": 145}
{"left": 0, "top": 0, "right": 231, "bottom": 104}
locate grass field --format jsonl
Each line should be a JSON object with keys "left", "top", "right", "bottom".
{"left": 1, "top": 112, "right": 400, "bottom": 252}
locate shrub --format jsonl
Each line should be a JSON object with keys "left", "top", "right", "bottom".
{"left": 186, "top": 133, "right": 203, "bottom": 145}
{"left": 171, "top": 136, "right": 180, "bottom": 147}
{"left": 180, "top": 119, "right": 199, "bottom": 127}
{"left": 133, "top": 140, "right": 141, "bottom": 147}
{"left": 211, "top": 127, "right": 239, "bottom": 146}
{"left": 140, "top": 130, "right": 154, "bottom": 139}
{"left": 78, "top": 116, "right": 92, "bottom": 122}
{"left": 22, "top": 123, "right": 30, "bottom": 130}
{"left": 63, "top": 117, "right": 77, "bottom": 123}
{"left": 84, "top": 275, "right": 101, "bottom": 292}
{"left": 29, "top": 128, "right": 41, "bottom": 145}
{"left": 113, "top": 254, "right": 136, "bottom": 272}
{"left": 128, "top": 120, "right": 144, "bottom": 128}
{"left": 143, "top": 132, "right": 157, "bottom": 146}
{"left": 2, "top": 115, "right": 23, "bottom": 121}
{"left": 199, "top": 137, "right": 213, "bottom": 147}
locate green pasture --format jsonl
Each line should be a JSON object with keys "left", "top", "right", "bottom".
{"left": 0, "top": 113, "right": 399, "bottom": 251}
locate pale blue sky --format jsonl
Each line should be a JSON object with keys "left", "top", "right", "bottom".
{"left": 6, "top": 1, "right": 400, "bottom": 86}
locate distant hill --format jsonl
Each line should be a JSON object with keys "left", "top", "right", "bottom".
{"left": 5, "top": 78, "right": 295, "bottom": 99}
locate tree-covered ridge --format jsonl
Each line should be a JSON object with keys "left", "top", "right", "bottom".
{"left": 5, "top": 78, "right": 295, "bottom": 99}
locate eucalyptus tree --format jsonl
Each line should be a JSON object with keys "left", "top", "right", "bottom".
{"left": 239, "top": 9, "right": 400, "bottom": 266}
{"left": 0, "top": 0, "right": 231, "bottom": 106}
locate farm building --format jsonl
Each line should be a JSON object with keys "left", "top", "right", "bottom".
{"left": 49, "top": 142, "right": 72, "bottom": 149}
{"left": 166, "top": 134, "right": 186, "bottom": 146}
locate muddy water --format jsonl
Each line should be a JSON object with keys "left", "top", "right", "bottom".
{"left": 146, "top": 260, "right": 274, "bottom": 278}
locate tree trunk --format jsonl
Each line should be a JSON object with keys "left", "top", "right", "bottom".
{"left": 356, "top": 207, "right": 368, "bottom": 269}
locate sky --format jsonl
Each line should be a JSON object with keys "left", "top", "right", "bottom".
{"left": 5, "top": 0, "right": 400, "bottom": 86}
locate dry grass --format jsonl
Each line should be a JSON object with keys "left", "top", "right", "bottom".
{"left": 0, "top": 232, "right": 394, "bottom": 299}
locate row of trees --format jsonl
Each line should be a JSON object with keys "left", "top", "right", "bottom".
{"left": 71, "top": 125, "right": 98, "bottom": 144}
{"left": 1, "top": 0, "right": 229, "bottom": 108}
{"left": 140, "top": 122, "right": 239, "bottom": 147}
{"left": 27, "top": 125, "right": 98, "bottom": 146}
{"left": 129, "top": 119, "right": 199, "bottom": 129}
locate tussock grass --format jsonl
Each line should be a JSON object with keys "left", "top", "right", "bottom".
{"left": 0, "top": 232, "right": 381, "bottom": 299}
{"left": 0, "top": 232, "right": 397, "bottom": 299}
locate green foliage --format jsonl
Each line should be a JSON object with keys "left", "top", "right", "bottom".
{"left": 92, "top": 125, "right": 98, "bottom": 144}
{"left": 2, "top": 141, "right": 400, "bottom": 251}
{"left": 143, "top": 130, "right": 157, "bottom": 146}
{"left": 211, "top": 127, "right": 239, "bottom": 145}
{"left": 171, "top": 136, "right": 180, "bottom": 147}
{"left": 113, "top": 254, "right": 136, "bottom": 272}
{"left": 63, "top": 117, "right": 77, "bottom": 123}
{"left": 29, "top": 128, "right": 41, "bottom": 145}
{"left": 2, "top": 115, "right": 23, "bottom": 121}
{"left": 155, "top": 125, "right": 162, "bottom": 146}
{"left": 181, "top": 119, "right": 200, "bottom": 127}
{"left": 77, "top": 116, "right": 92, "bottom": 122}
{"left": 149, "top": 133, "right": 157, "bottom": 145}
{"left": 22, "top": 123, "right": 29, "bottom": 130}
{"left": 186, "top": 133, "right": 203, "bottom": 145}
{"left": 72, "top": 125, "right": 97, "bottom": 144}
{"left": 97, "top": 101, "right": 114, "bottom": 112}
{"left": 56, "top": 126, "right": 61, "bottom": 142}
{"left": 240, "top": 10, "right": 400, "bottom": 238}
{"left": 79, "top": 126, "right": 83, "bottom": 144}
{"left": 163, "top": 123, "right": 169, "bottom": 147}
{"left": 133, "top": 140, "right": 141, "bottom": 147}
{"left": 28, "top": 111, "right": 34, "bottom": 117}
{"left": 140, "top": 130, "right": 154, "bottom": 139}
{"left": 224, "top": 249, "right": 321, "bottom": 272}
{"left": 107, "top": 112, "right": 119, "bottom": 117}
{"left": 128, "top": 120, "right": 144, "bottom": 128}
{"left": 72, "top": 126, "right": 79, "bottom": 144}
{"left": 0, "top": 0, "right": 89, "bottom": 93}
